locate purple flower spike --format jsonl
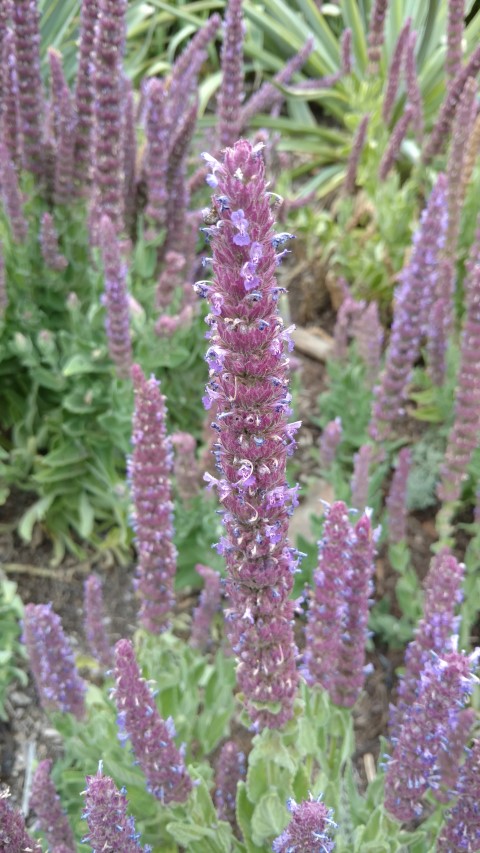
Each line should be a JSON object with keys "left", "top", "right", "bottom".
{"left": 40, "top": 213, "right": 68, "bottom": 271}
{"left": 319, "top": 418, "right": 342, "bottom": 470}
{"left": 112, "top": 639, "right": 193, "bottom": 804}
{"left": 0, "top": 793, "right": 42, "bottom": 853}
{"left": 446, "top": 0, "right": 465, "bottom": 84}
{"left": 190, "top": 563, "right": 222, "bottom": 651}
{"left": 370, "top": 174, "right": 448, "bottom": 441}
{"left": 386, "top": 448, "right": 411, "bottom": 545}
{"left": 405, "top": 33, "right": 424, "bottom": 143}
{"left": 82, "top": 761, "right": 149, "bottom": 851}
{"left": 22, "top": 603, "right": 86, "bottom": 719}
{"left": 91, "top": 0, "right": 127, "bottom": 235}
{"left": 144, "top": 79, "right": 169, "bottom": 229}
{"left": 198, "top": 141, "right": 300, "bottom": 729}
{"left": 437, "top": 738, "right": 480, "bottom": 851}
{"left": 434, "top": 707, "right": 475, "bottom": 804}
{"left": 390, "top": 549, "right": 465, "bottom": 739}
{"left": 423, "top": 44, "right": 480, "bottom": 164}
{"left": 350, "top": 444, "right": 372, "bottom": 512}
{"left": 385, "top": 646, "right": 478, "bottom": 822}
{"left": 129, "top": 364, "right": 177, "bottom": 633}
{"left": 12, "top": 0, "right": 44, "bottom": 175}
{"left": 83, "top": 574, "right": 113, "bottom": 668}
{"left": 30, "top": 759, "right": 76, "bottom": 851}
{"left": 382, "top": 19, "right": 411, "bottom": 125}
{"left": 344, "top": 114, "right": 369, "bottom": 195}
{"left": 100, "top": 215, "right": 132, "bottom": 377}
{"left": 367, "top": 0, "right": 388, "bottom": 71}
{"left": 379, "top": 104, "right": 414, "bottom": 180}
{"left": 74, "top": 0, "right": 100, "bottom": 187}
{"left": 304, "top": 501, "right": 353, "bottom": 694}
{"left": 272, "top": 794, "right": 336, "bottom": 853}
{"left": 214, "top": 740, "right": 246, "bottom": 836}
{"left": 446, "top": 77, "right": 477, "bottom": 257}
{"left": 438, "top": 218, "right": 480, "bottom": 503}
{"left": 48, "top": 48, "right": 76, "bottom": 205}
{"left": 1, "top": 28, "right": 20, "bottom": 166}
{"left": 340, "top": 28, "right": 352, "bottom": 76}
{"left": 171, "top": 431, "right": 200, "bottom": 503}
{"left": 0, "top": 140, "right": 28, "bottom": 243}
{"left": 352, "top": 301, "right": 384, "bottom": 386}
{"left": 218, "top": 0, "right": 245, "bottom": 148}
{"left": 330, "top": 512, "right": 375, "bottom": 708}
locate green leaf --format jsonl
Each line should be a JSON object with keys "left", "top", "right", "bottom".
{"left": 236, "top": 783, "right": 264, "bottom": 853}
{"left": 18, "top": 495, "right": 55, "bottom": 541}
{"left": 251, "top": 791, "right": 287, "bottom": 847}
{"left": 63, "top": 353, "right": 106, "bottom": 376}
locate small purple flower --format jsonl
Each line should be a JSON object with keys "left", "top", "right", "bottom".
{"left": 22, "top": 603, "right": 86, "bottom": 719}
{"left": 83, "top": 574, "right": 113, "bottom": 668}
{"left": 231, "top": 208, "right": 250, "bottom": 246}
{"left": 112, "top": 639, "right": 193, "bottom": 804}
{"left": 82, "top": 761, "right": 149, "bottom": 852}
{"left": 385, "top": 645, "right": 478, "bottom": 822}
{"left": 214, "top": 740, "right": 246, "bottom": 837}
{"left": 30, "top": 759, "right": 76, "bottom": 851}
{"left": 272, "top": 794, "right": 336, "bottom": 853}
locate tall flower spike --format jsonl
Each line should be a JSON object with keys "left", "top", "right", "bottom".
{"left": 214, "top": 740, "right": 246, "bottom": 837}
{"left": 340, "top": 28, "right": 352, "bottom": 75}
{"left": 367, "top": 0, "right": 388, "bottom": 72}
{"left": 30, "top": 759, "right": 76, "bottom": 851}
{"left": 438, "top": 217, "right": 480, "bottom": 503}
{"left": 304, "top": 501, "right": 353, "bottom": 693}
{"left": 0, "top": 793, "right": 42, "bottom": 853}
{"left": 171, "top": 431, "right": 200, "bottom": 503}
{"left": 168, "top": 13, "right": 222, "bottom": 130}
{"left": 350, "top": 444, "right": 372, "bottom": 512}
{"left": 144, "top": 80, "right": 169, "bottom": 229}
{"left": 344, "top": 115, "right": 370, "bottom": 195}
{"left": 389, "top": 549, "right": 465, "bottom": 739}
{"left": 74, "top": 0, "right": 99, "bottom": 186}
{"left": 218, "top": 0, "right": 245, "bottom": 148}
{"left": 82, "top": 761, "right": 149, "bottom": 852}
{"left": 122, "top": 77, "right": 137, "bottom": 231}
{"left": 91, "top": 0, "right": 127, "bottom": 236}
{"left": 190, "top": 563, "right": 222, "bottom": 650}
{"left": 129, "top": 364, "right": 177, "bottom": 632}
{"left": 164, "top": 100, "right": 197, "bottom": 254}
{"left": 48, "top": 48, "right": 76, "bottom": 205}
{"left": 426, "top": 259, "right": 455, "bottom": 387}
{"left": 12, "top": 0, "right": 44, "bottom": 174}
{"left": 1, "top": 28, "right": 20, "bottom": 166}
{"left": 330, "top": 511, "right": 376, "bottom": 707}
{"left": 198, "top": 140, "right": 300, "bottom": 729}
{"left": 112, "top": 639, "right": 193, "bottom": 803}
{"left": 83, "top": 574, "right": 113, "bottom": 668}
{"left": 319, "top": 417, "right": 342, "bottom": 470}
{"left": 386, "top": 447, "right": 411, "bottom": 545}
{"left": 352, "top": 300, "right": 384, "bottom": 386}
{"left": 272, "top": 794, "right": 336, "bottom": 853}
{"left": 22, "top": 603, "right": 86, "bottom": 719}
{"left": 40, "top": 213, "right": 68, "bottom": 271}
{"left": 423, "top": 44, "right": 480, "bottom": 164}
{"left": 446, "top": 0, "right": 465, "bottom": 83}
{"left": 405, "top": 32, "right": 424, "bottom": 143}
{"left": 436, "top": 738, "right": 480, "bottom": 851}
{"left": 239, "top": 37, "right": 314, "bottom": 130}
{"left": 434, "top": 707, "right": 475, "bottom": 804}
{"left": 378, "top": 104, "right": 414, "bottom": 180}
{"left": 0, "top": 140, "right": 28, "bottom": 243}
{"left": 100, "top": 215, "right": 132, "bottom": 377}
{"left": 370, "top": 174, "right": 448, "bottom": 441}
{"left": 384, "top": 646, "right": 478, "bottom": 822}
{"left": 382, "top": 19, "right": 411, "bottom": 125}
{"left": 446, "top": 76, "right": 477, "bottom": 257}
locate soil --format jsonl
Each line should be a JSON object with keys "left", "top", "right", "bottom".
{"left": 0, "top": 276, "right": 466, "bottom": 835}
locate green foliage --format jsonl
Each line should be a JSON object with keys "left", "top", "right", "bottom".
{"left": 0, "top": 576, "right": 28, "bottom": 721}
